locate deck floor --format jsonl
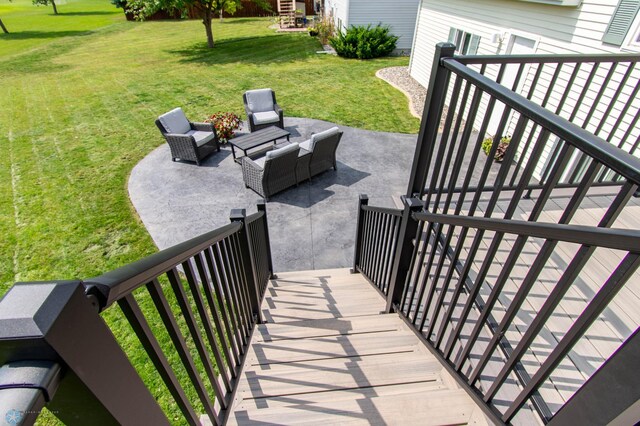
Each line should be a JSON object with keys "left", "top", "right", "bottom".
{"left": 226, "top": 269, "right": 490, "bottom": 425}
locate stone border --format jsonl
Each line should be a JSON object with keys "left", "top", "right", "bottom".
{"left": 375, "top": 66, "right": 426, "bottom": 119}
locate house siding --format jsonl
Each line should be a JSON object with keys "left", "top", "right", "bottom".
{"left": 409, "top": 0, "right": 633, "bottom": 89}
{"left": 324, "top": 0, "right": 420, "bottom": 50}
{"left": 409, "top": 0, "right": 640, "bottom": 180}
{"left": 347, "top": 0, "right": 421, "bottom": 50}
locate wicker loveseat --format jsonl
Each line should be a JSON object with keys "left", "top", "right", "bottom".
{"left": 243, "top": 89, "right": 284, "bottom": 132}
{"left": 298, "top": 127, "right": 343, "bottom": 181}
{"left": 156, "top": 107, "right": 220, "bottom": 166}
{"left": 242, "top": 143, "right": 300, "bottom": 200}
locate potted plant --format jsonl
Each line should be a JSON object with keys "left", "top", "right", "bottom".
{"left": 482, "top": 135, "right": 511, "bottom": 162}
{"left": 205, "top": 112, "right": 241, "bottom": 144}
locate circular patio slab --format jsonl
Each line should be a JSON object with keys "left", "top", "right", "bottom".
{"left": 128, "top": 117, "right": 417, "bottom": 272}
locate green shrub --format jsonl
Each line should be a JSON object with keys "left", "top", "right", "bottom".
{"left": 329, "top": 24, "right": 399, "bottom": 59}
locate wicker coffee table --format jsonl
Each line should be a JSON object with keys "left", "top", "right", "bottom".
{"left": 229, "top": 126, "right": 290, "bottom": 163}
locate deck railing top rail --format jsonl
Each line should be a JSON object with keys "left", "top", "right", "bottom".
{"left": 441, "top": 55, "right": 640, "bottom": 187}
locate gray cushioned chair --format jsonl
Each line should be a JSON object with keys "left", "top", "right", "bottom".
{"left": 298, "top": 126, "right": 343, "bottom": 180}
{"left": 242, "top": 143, "right": 300, "bottom": 200}
{"left": 156, "top": 107, "right": 220, "bottom": 166}
{"left": 243, "top": 88, "right": 284, "bottom": 132}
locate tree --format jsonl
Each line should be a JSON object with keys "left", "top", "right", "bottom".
{"left": 33, "top": 0, "right": 59, "bottom": 15}
{"left": 0, "top": 18, "right": 8, "bottom": 34}
{"left": 127, "top": 0, "right": 270, "bottom": 48}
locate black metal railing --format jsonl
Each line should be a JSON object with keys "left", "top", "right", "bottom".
{"left": 354, "top": 44, "right": 640, "bottom": 425}
{"left": 351, "top": 195, "right": 402, "bottom": 296}
{"left": 0, "top": 201, "right": 273, "bottom": 426}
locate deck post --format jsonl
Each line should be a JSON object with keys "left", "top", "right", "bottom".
{"left": 406, "top": 42, "right": 456, "bottom": 198}
{"left": 230, "top": 209, "right": 263, "bottom": 324}
{"left": 549, "top": 327, "right": 640, "bottom": 425}
{"left": 0, "top": 281, "right": 168, "bottom": 425}
{"left": 385, "top": 196, "right": 424, "bottom": 313}
{"left": 351, "top": 194, "right": 368, "bottom": 273}
{"left": 256, "top": 199, "right": 276, "bottom": 279}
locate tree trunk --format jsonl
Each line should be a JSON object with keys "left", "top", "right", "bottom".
{"left": 0, "top": 18, "right": 8, "bottom": 34}
{"left": 219, "top": 9, "right": 223, "bottom": 23}
{"left": 203, "top": 6, "right": 214, "bottom": 48}
{"left": 51, "top": 0, "right": 59, "bottom": 14}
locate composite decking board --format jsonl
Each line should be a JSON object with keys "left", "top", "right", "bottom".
{"left": 228, "top": 389, "right": 480, "bottom": 426}
{"left": 227, "top": 270, "right": 488, "bottom": 426}
{"left": 254, "top": 315, "right": 406, "bottom": 342}
{"left": 235, "top": 380, "right": 453, "bottom": 411}
{"left": 249, "top": 331, "right": 418, "bottom": 365}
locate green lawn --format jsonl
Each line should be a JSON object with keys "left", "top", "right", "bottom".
{"left": 1, "top": 2, "right": 419, "bottom": 423}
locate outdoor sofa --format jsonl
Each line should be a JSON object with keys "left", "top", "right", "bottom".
{"left": 241, "top": 126, "right": 343, "bottom": 200}
{"left": 156, "top": 107, "right": 220, "bottom": 166}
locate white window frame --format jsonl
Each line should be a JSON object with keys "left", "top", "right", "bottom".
{"left": 623, "top": 10, "right": 640, "bottom": 51}
{"left": 448, "top": 28, "right": 481, "bottom": 55}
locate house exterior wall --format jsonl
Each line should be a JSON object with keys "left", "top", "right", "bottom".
{"left": 409, "top": 0, "right": 635, "bottom": 88}
{"left": 347, "top": 0, "right": 421, "bottom": 50}
{"left": 409, "top": 0, "right": 640, "bottom": 179}
{"left": 324, "top": 0, "right": 420, "bottom": 50}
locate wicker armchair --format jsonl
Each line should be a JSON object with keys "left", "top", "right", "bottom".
{"left": 156, "top": 107, "right": 220, "bottom": 166}
{"left": 298, "top": 127, "right": 343, "bottom": 180}
{"left": 243, "top": 89, "right": 284, "bottom": 132}
{"left": 242, "top": 143, "right": 300, "bottom": 200}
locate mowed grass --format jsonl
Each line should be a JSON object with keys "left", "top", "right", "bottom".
{"left": 0, "top": 0, "right": 124, "bottom": 56}
{"left": 1, "top": 3, "right": 419, "bottom": 423}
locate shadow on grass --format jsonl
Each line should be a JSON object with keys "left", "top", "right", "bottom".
{"left": 58, "top": 11, "right": 121, "bottom": 16}
{"left": 0, "top": 30, "right": 91, "bottom": 40}
{"left": 167, "top": 33, "right": 320, "bottom": 66}
{"left": 218, "top": 17, "right": 272, "bottom": 25}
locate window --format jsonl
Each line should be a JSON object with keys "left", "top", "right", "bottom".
{"left": 448, "top": 28, "right": 481, "bottom": 55}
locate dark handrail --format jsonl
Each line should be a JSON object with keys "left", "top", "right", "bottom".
{"left": 442, "top": 58, "right": 640, "bottom": 186}
{"left": 85, "top": 222, "right": 242, "bottom": 311}
{"left": 413, "top": 211, "right": 640, "bottom": 252}
{"left": 245, "top": 211, "right": 264, "bottom": 224}
{"left": 455, "top": 52, "right": 640, "bottom": 65}
{"left": 361, "top": 204, "right": 403, "bottom": 217}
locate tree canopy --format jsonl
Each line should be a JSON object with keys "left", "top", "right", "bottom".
{"left": 126, "top": 0, "right": 271, "bottom": 48}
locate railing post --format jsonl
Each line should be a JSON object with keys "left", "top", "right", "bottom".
{"left": 256, "top": 199, "right": 276, "bottom": 279}
{"left": 549, "top": 328, "right": 640, "bottom": 425}
{"left": 386, "top": 196, "right": 424, "bottom": 313}
{"left": 351, "top": 194, "right": 369, "bottom": 273}
{"left": 230, "top": 209, "right": 263, "bottom": 324}
{"left": 407, "top": 42, "right": 456, "bottom": 198}
{"left": 0, "top": 281, "right": 168, "bottom": 425}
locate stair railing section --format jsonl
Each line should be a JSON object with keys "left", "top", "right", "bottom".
{"left": 0, "top": 201, "right": 274, "bottom": 426}
{"left": 351, "top": 194, "right": 403, "bottom": 296}
{"left": 374, "top": 43, "right": 640, "bottom": 424}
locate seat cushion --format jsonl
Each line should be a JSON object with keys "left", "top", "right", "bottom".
{"left": 253, "top": 156, "right": 267, "bottom": 168}
{"left": 299, "top": 139, "right": 312, "bottom": 152}
{"left": 187, "top": 130, "right": 216, "bottom": 147}
{"left": 245, "top": 89, "right": 275, "bottom": 113}
{"left": 266, "top": 142, "right": 299, "bottom": 159}
{"left": 253, "top": 111, "right": 280, "bottom": 125}
{"left": 159, "top": 107, "right": 191, "bottom": 134}
{"left": 309, "top": 126, "right": 341, "bottom": 150}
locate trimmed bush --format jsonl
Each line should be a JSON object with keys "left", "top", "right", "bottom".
{"left": 329, "top": 24, "right": 399, "bottom": 59}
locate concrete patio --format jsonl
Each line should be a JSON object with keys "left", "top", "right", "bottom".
{"left": 128, "top": 117, "right": 417, "bottom": 272}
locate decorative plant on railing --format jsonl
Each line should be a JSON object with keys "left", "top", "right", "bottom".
{"left": 205, "top": 112, "right": 241, "bottom": 143}
{"left": 482, "top": 135, "right": 511, "bottom": 162}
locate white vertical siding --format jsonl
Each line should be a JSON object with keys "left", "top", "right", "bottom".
{"left": 347, "top": 0, "right": 421, "bottom": 50}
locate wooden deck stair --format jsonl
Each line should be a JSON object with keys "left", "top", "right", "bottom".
{"left": 277, "top": 0, "right": 296, "bottom": 28}
{"left": 225, "top": 268, "right": 491, "bottom": 425}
